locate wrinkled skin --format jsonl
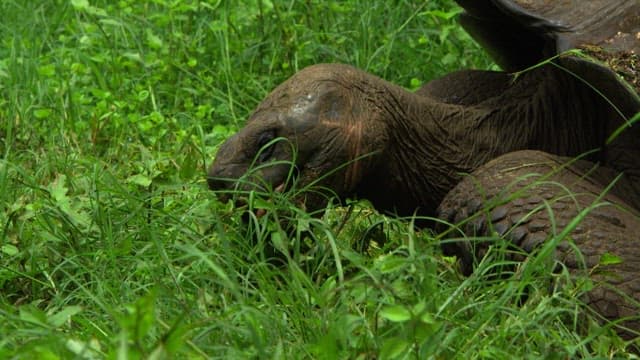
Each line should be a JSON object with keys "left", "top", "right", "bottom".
{"left": 208, "top": 0, "right": 640, "bottom": 344}
{"left": 208, "top": 64, "right": 389, "bottom": 211}
{"left": 209, "top": 61, "right": 640, "bottom": 216}
{"left": 438, "top": 150, "right": 640, "bottom": 339}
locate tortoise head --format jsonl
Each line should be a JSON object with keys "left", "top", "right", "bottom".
{"left": 207, "top": 63, "right": 389, "bottom": 213}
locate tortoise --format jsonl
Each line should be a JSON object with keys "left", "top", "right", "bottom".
{"left": 207, "top": 0, "right": 640, "bottom": 343}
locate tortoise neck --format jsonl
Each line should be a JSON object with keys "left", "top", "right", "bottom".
{"left": 353, "top": 82, "right": 467, "bottom": 217}
{"left": 354, "top": 65, "right": 617, "bottom": 217}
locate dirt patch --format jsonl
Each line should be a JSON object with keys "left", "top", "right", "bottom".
{"left": 581, "top": 45, "right": 639, "bottom": 95}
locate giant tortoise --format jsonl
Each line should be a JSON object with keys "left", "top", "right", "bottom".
{"left": 207, "top": 0, "right": 640, "bottom": 344}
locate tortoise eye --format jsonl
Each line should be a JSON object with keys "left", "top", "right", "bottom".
{"left": 256, "top": 130, "right": 276, "bottom": 163}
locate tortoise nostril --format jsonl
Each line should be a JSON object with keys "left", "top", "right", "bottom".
{"left": 207, "top": 162, "right": 231, "bottom": 191}
{"left": 207, "top": 165, "right": 245, "bottom": 204}
{"left": 207, "top": 176, "right": 228, "bottom": 200}
{"left": 206, "top": 174, "right": 223, "bottom": 191}
{"left": 208, "top": 179, "right": 236, "bottom": 205}
{"left": 207, "top": 175, "right": 237, "bottom": 204}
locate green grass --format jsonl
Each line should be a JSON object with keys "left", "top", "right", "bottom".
{"left": 0, "top": 0, "right": 635, "bottom": 358}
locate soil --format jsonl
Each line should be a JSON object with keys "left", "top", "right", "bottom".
{"left": 581, "top": 45, "right": 639, "bottom": 95}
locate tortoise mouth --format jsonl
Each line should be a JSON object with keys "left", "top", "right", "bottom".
{"left": 212, "top": 164, "right": 302, "bottom": 221}
{"left": 254, "top": 183, "right": 287, "bottom": 218}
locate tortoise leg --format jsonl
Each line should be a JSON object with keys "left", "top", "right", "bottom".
{"left": 437, "top": 149, "right": 640, "bottom": 339}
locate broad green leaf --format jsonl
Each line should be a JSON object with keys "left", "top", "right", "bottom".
{"left": 122, "top": 292, "right": 157, "bottom": 342}
{"left": 48, "top": 305, "right": 82, "bottom": 327}
{"left": 419, "top": 312, "right": 435, "bottom": 325}
{"left": 380, "top": 337, "right": 411, "bottom": 359}
{"left": 380, "top": 305, "right": 411, "bottom": 322}
{"left": 146, "top": 29, "right": 163, "bottom": 49}
{"left": 49, "top": 175, "right": 72, "bottom": 213}
{"left": 412, "top": 301, "right": 435, "bottom": 324}
{"left": 270, "top": 231, "right": 285, "bottom": 251}
{"left": 251, "top": 196, "right": 271, "bottom": 210}
{"left": 38, "top": 64, "right": 56, "bottom": 77}
{"left": 375, "top": 255, "right": 407, "bottom": 274}
{"left": 126, "top": 174, "right": 152, "bottom": 187}
{"left": 66, "top": 338, "right": 102, "bottom": 360}
{"left": 137, "top": 90, "right": 149, "bottom": 101}
{"left": 19, "top": 306, "right": 48, "bottom": 327}
{"left": 297, "top": 217, "right": 310, "bottom": 232}
{"left": 34, "top": 108, "right": 52, "bottom": 119}
{"left": 48, "top": 175, "right": 92, "bottom": 229}
{"left": 599, "top": 252, "right": 623, "bottom": 266}
{"left": 2, "top": 244, "right": 19, "bottom": 256}
{"left": 409, "top": 77, "right": 422, "bottom": 89}
{"left": 70, "top": 0, "right": 89, "bottom": 10}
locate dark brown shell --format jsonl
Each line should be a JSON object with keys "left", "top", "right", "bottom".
{"left": 455, "top": 0, "right": 640, "bottom": 73}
